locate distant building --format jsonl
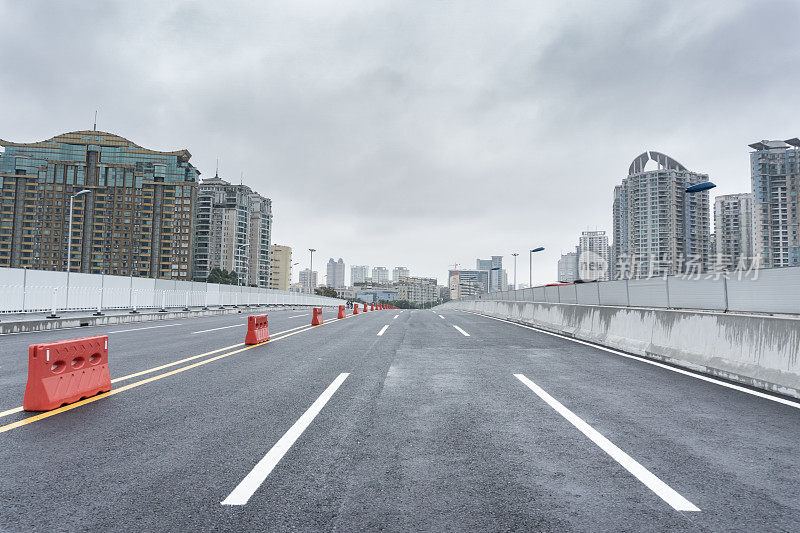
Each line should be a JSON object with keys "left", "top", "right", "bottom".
{"left": 269, "top": 245, "right": 292, "bottom": 291}
{"left": 557, "top": 251, "right": 579, "bottom": 283}
{"left": 749, "top": 139, "right": 800, "bottom": 267}
{"left": 578, "top": 230, "right": 610, "bottom": 281}
{"left": 398, "top": 276, "right": 438, "bottom": 304}
{"left": 613, "top": 151, "right": 711, "bottom": 278}
{"left": 392, "top": 266, "right": 410, "bottom": 282}
{"left": 476, "top": 256, "right": 504, "bottom": 292}
{"left": 372, "top": 266, "right": 389, "bottom": 283}
{"left": 714, "top": 193, "right": 754, "bottom": 270}
{"left": 0, "top": 130, "right": 199, "bottom": 278}
{"left": 334, "top": 287, "right": 356, "bottom": 300}
{"left": 356, "top": 289, "right": 398, "bottom": 303}
{"left": 194, "top": 173, "right": 272, "bottom": 287}
{"left": 326, "top": 257, "right": 346, "bottom": 288}
{"left": 299, "top": 268, "right": 318, "bottom": 294}
{"left": 449, "top": 269, "right": 489, "bottom": 299}
{"left": 351, "top": 265, "right": 369, "bottom": 284}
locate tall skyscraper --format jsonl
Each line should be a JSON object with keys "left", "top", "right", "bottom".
{"left": 326, "top": 257, "right": 346, "bottom": 288}
{"left": 372, "top": 266, "right": 389, "bottom": 283}
{"left": 557, "top": 251, "right": 579, "bottom": 283}
{"left": 0, "top": 130, "right": 199, "bottom": 278}
{"left": 476, "top": 256, "right": 504, "bottom": 292}
{"left": 612, "top": 151, "right": 711, "bottom": 279}
{"left": 392, "top": 266, "right": 410, "bottom": 282}
{"left": 578, "top": 230, "right": 611, "bottom": 281}
{"left": 714, "top": 193, "right": 754, "bottom": 270}
{"left": 299, "top": 268, "right": 318, "bottom": 294}
{"left": 351, "top": 265, "right": 368, "bottom": 285}
{"left": 749, "top": 139, "right": 800, "bottom": 268}
{"left": 193, "top": 174, "right": 272, "bottom": 287}
{"left": 269, "top": 244, "right": 292, "bottom": 291}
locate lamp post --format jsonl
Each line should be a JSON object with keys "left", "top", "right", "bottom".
{"left": 511, "top": 253, "right": 519, "bottom": 290}
{"left": 683, "top": 181, "right": 716, "bottom": 274}
{"left": 489, "top": 266, "right": 501, "bottom": 293}
{"left": 529, "top": 247, "right": 545, "bottom": 288}
{"left": 308, "top": 248, "right": 316, "bottom": 294}
{"left": 65, "top": 189, "right": 91, "bottom": 309}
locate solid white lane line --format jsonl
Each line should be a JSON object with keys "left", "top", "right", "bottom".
{"left": 288, "top": 314, "right": 307, "bottom": 319}
{"left": 393, "top": 314, "right": 399, "bottom": 320}
{"left": 221, "top": 372, "right": 350, "bottom": 506}
{"left": 108, "top": 323, "right": 182, "bottom": 334}
{"left": 438, "top": 314, "right": 445, "bottom": 319}
{"left": 452, "top": 325, "right": 470, "bottom": 337}
{"left": 474, "top": 312, "right": 800, "bottom": 411}
{"left": 191, "top": 324, "right": 242, "bottom": 334}
{"left": 377, "top": 325, "right": 389, "bottom": 336}
{"left": 514, "top": 373, "right": 700, "bottom": 512}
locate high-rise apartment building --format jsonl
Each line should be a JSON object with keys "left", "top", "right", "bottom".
{"left": 299, "top": 268, "right": 318, "bottom": 294}
{"left": 0, "top": 130, "right": 199, "bottom": 278}
{"left": 557, "top": 251, "right": 579, "bottom": 283}
{"left": 714, "top": 193, "right": 754, "bottom": 270}
{"left": 392, "top": 266, "right": 410, "bottom": 282}
{"left": 612, "top": 151, "right": 711, "bottom": 279}
{"left": 193, "top": 174, "right": 272, "bottom": 286}
{"left": 448, "top": 269, "right": 489, "bottom": 299}
{"left": 476, "top": 256, "right": 504, "bottom": 292}
{"left": 749, "top": 139, "right": 800, "bottom": 267}
{"left": 372, "top": 266, "right": 389, "bottom": 283}
{"left": 351, "top": 265, "right": 369, "bottom": 285}
{"left": 269, "top": 244, "right": 292, "bottom": 291}
{"left": 398, "top": 276, "right": 438, "bottom": 304}
{"left": 326, "top": 257, "right": 345, "bottom": 288}
{"left": 578, "top": 230, "right": 611, "bottom": 281}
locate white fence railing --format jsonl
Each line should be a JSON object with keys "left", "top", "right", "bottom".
{"left": 0, "top": 267, "right": 345, "bottom": 313}
{"left": 476, "top": 266, "right": 800, "bottom": 315}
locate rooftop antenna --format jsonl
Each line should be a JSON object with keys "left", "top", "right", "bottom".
{"left": 93, "top": 110, "right": 98, "bottom": 131}
{"left": 240, "top": 172, "right": 243, "bottom": 185}
{"left": 215, "top": 158, "right": 219, "bottom": 178}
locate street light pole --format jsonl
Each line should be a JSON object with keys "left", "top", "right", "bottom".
{"left": 308, "top": 248, "right": 316, "bottom": 293}
{"left": 529, "top": 247, "right": 545, "bottom": 287}
{"left": 66, "top": 189, "right": 90, "bottom": 308}
{"left": 511, "top": 253, "right": 518, "bottom": 290}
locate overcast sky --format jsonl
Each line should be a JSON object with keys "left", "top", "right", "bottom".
{"left": 2, "top": 0, "right": 799, "bottom": 286}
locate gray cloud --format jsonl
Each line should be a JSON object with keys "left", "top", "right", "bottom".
{"left": 2, "top": 0, "right": 799, "bottom": 284}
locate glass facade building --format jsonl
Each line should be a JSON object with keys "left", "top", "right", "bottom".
{"left": 0, "top": 130, "right": 199, "bottom": 278}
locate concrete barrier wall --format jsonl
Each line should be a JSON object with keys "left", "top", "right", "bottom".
{"left": 441, "top": 299, "right": 800, "bottom": 399}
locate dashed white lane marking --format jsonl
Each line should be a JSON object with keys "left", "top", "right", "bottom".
{"left": 221, "top": 372, "right": 350, "bottom": 506}
{"left": 288, "top": 314, "right": 307, "bottom": 319}
{"left": 191, "top": 324, "right": 241, "bottom": 334}
{"left": 108, "top": 323, "right": 182, "bottom": 334}
{"left": 377, "top": 325, "right": 390, "bottom": 336}
{"left": 452, "top": 325, "right": 470, "bottom": 337}
{"left": 472, "top": 312, "right": 800, "bottom": 410}
{"left": 393, "top": 314, "right": 399, "bottom": 320}
{"left": 438, "top": 314, "right": 445, "bottom": 319}
{"left": 514, "top": 373, "right": 700, "bottom": 512}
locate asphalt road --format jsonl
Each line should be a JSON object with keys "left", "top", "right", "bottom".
{"left": 1, "top": 308, "right": 799, "bottom": 531}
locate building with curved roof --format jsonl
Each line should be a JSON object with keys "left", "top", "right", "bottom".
{"left": 0, "top": 130, "right": 199, "bottom": 278}
{"left": 612, "top": 151, "right": 711, "bottom": 278}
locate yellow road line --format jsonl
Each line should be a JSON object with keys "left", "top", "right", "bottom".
{"left": 0, "top": 316, "right": 350, "bottom": 434}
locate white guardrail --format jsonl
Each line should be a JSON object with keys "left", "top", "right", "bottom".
{"left": 476, "top": 266, "right": 800, "bottom": 315}
{"left": 0, "top": 267, "right": 346, "bottom": 313}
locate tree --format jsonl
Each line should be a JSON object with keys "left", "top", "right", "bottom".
{"left": 315, "top": 286, "right": 339, "bottom": 298}
{"left": 207, "top": 268, "right": 238, "bottom": 285}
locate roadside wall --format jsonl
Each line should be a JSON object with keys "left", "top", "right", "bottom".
{"left": 441, "top": 299, "right": 800, "bottom": 399}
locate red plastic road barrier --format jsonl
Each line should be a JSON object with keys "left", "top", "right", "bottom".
{"left": 23, "top": 335, "right": 111, "bottom": 412}
{"left": 363, "top": 303, "right": 368, "bottom": 313}
{"left": 353, "top": 304, "right": 359, "bottom": 315}
{"left": 312, "top": 307, "right": 324, "bottom": 325}
{"left": 337, "top": 305, "right": 346, "bottom": 319}
{"left": 370, "top": 303, "right": 375, "bottom": 311}
{"left": 245, "top": 314, "right": 270, "bottom": 345}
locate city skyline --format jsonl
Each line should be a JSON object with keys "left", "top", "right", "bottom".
{"left": 1, "top": 1, "right": 799, "bottom": 284}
